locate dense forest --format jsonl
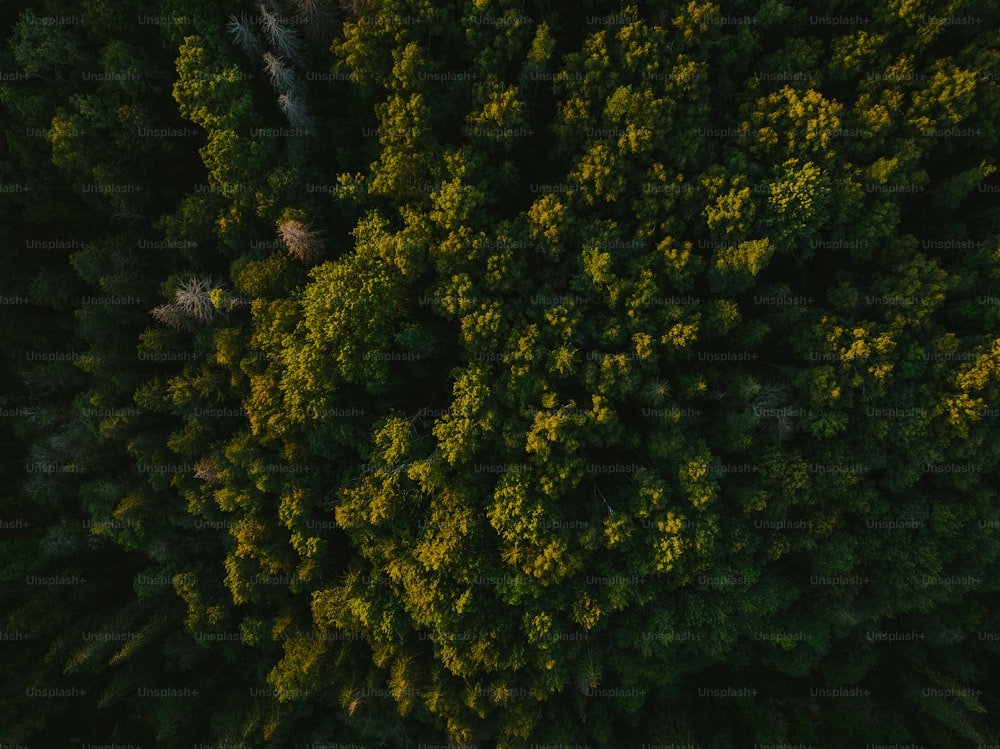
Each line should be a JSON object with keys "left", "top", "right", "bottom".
{"left": 2, "top": 0, "right": 999, "bottom": 746}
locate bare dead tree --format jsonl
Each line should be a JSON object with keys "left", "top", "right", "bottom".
{"left": 194, "top": 456, "right": 219, "bottom": 484}
{"left": 262, "top": 51, "right": 298, "bottom": 92}
{"left": 279, "top": 219, "right": 326, "bottom": 265}
{"left": 750, "top": 382, "right": 797, "bottom": 440}
{"left": 173, "top": 276, "right": 220, "bottom": 325}
{"left": 151, "top": 276, "right": 227, "bottom": 330}
{"left": 257, "top": 1, "right": 284, "bottom": 40}
{"left": 338, "top": 0, "right": 368, "bottom": 21}
{"left": 277, "top": 91, "right": 313, "bottom": 132}
{"left": 227, "top": 14, "right": 263, "bottom": 56}
{"left": 151, "top": 303, "right": 197, "bottom": 332}
{"left": 289, "top": 0, "right": 339, "bottom": 44}
{"left": 259, "top": 0, "right": 304, "bottom": 60}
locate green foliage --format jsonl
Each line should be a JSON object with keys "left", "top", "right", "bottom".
{"left": 3, "top": 0, "right": 1000, "bottom": 746}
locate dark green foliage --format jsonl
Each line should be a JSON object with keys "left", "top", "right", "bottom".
{"left": 2, "top": 0, "right": 1000, "bottom": 746}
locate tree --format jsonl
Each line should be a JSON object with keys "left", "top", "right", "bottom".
{"left": 151, "top": 276, "right": 227, "bottom": 330}
{"left": 227, "top": 14, "right": 264, "bottom": 57}
{"left": 262, "top": 51, "right": 298, "bottom": 92}
{"left": 277, "top": 90, "right": 313, "bottom": 131}
{"left": 5, "top": 0, "right": 1000, "bottom": 745}
{"left": 278, "top": 218, "right": 326, "bottom": 265}
{"left": 258, "top": 0, "right": 304, "bottom": 61}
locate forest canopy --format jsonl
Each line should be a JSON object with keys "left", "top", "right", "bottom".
{"left": 2, "top": 0, "right": 1000, "bottom": 747}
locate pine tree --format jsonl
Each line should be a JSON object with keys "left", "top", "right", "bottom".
{"left": 227, "top": 14, "right": 263, "bottom": 57}
{"left": 151, "top": 303, "right": 197, "bottom": 332}
{"left": 151, "top": 277, "right": 227, "bottom": 330}
{"left": 277, "top": 91, "right": 313, "bottom": 132}
{"left": 262, "top": 51, "right": 298, "bottom": 92}
{"left": 278, "top": 219, "right": 326, "bottom": 265}
{"left": 259, "top": 1, "right": 304, "bottom": 61}
{"left": 337, "top": 0, "right": 368, "bottom": 21}
{"left": 173, "top": 276, "right": 221, "bottom": 325}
